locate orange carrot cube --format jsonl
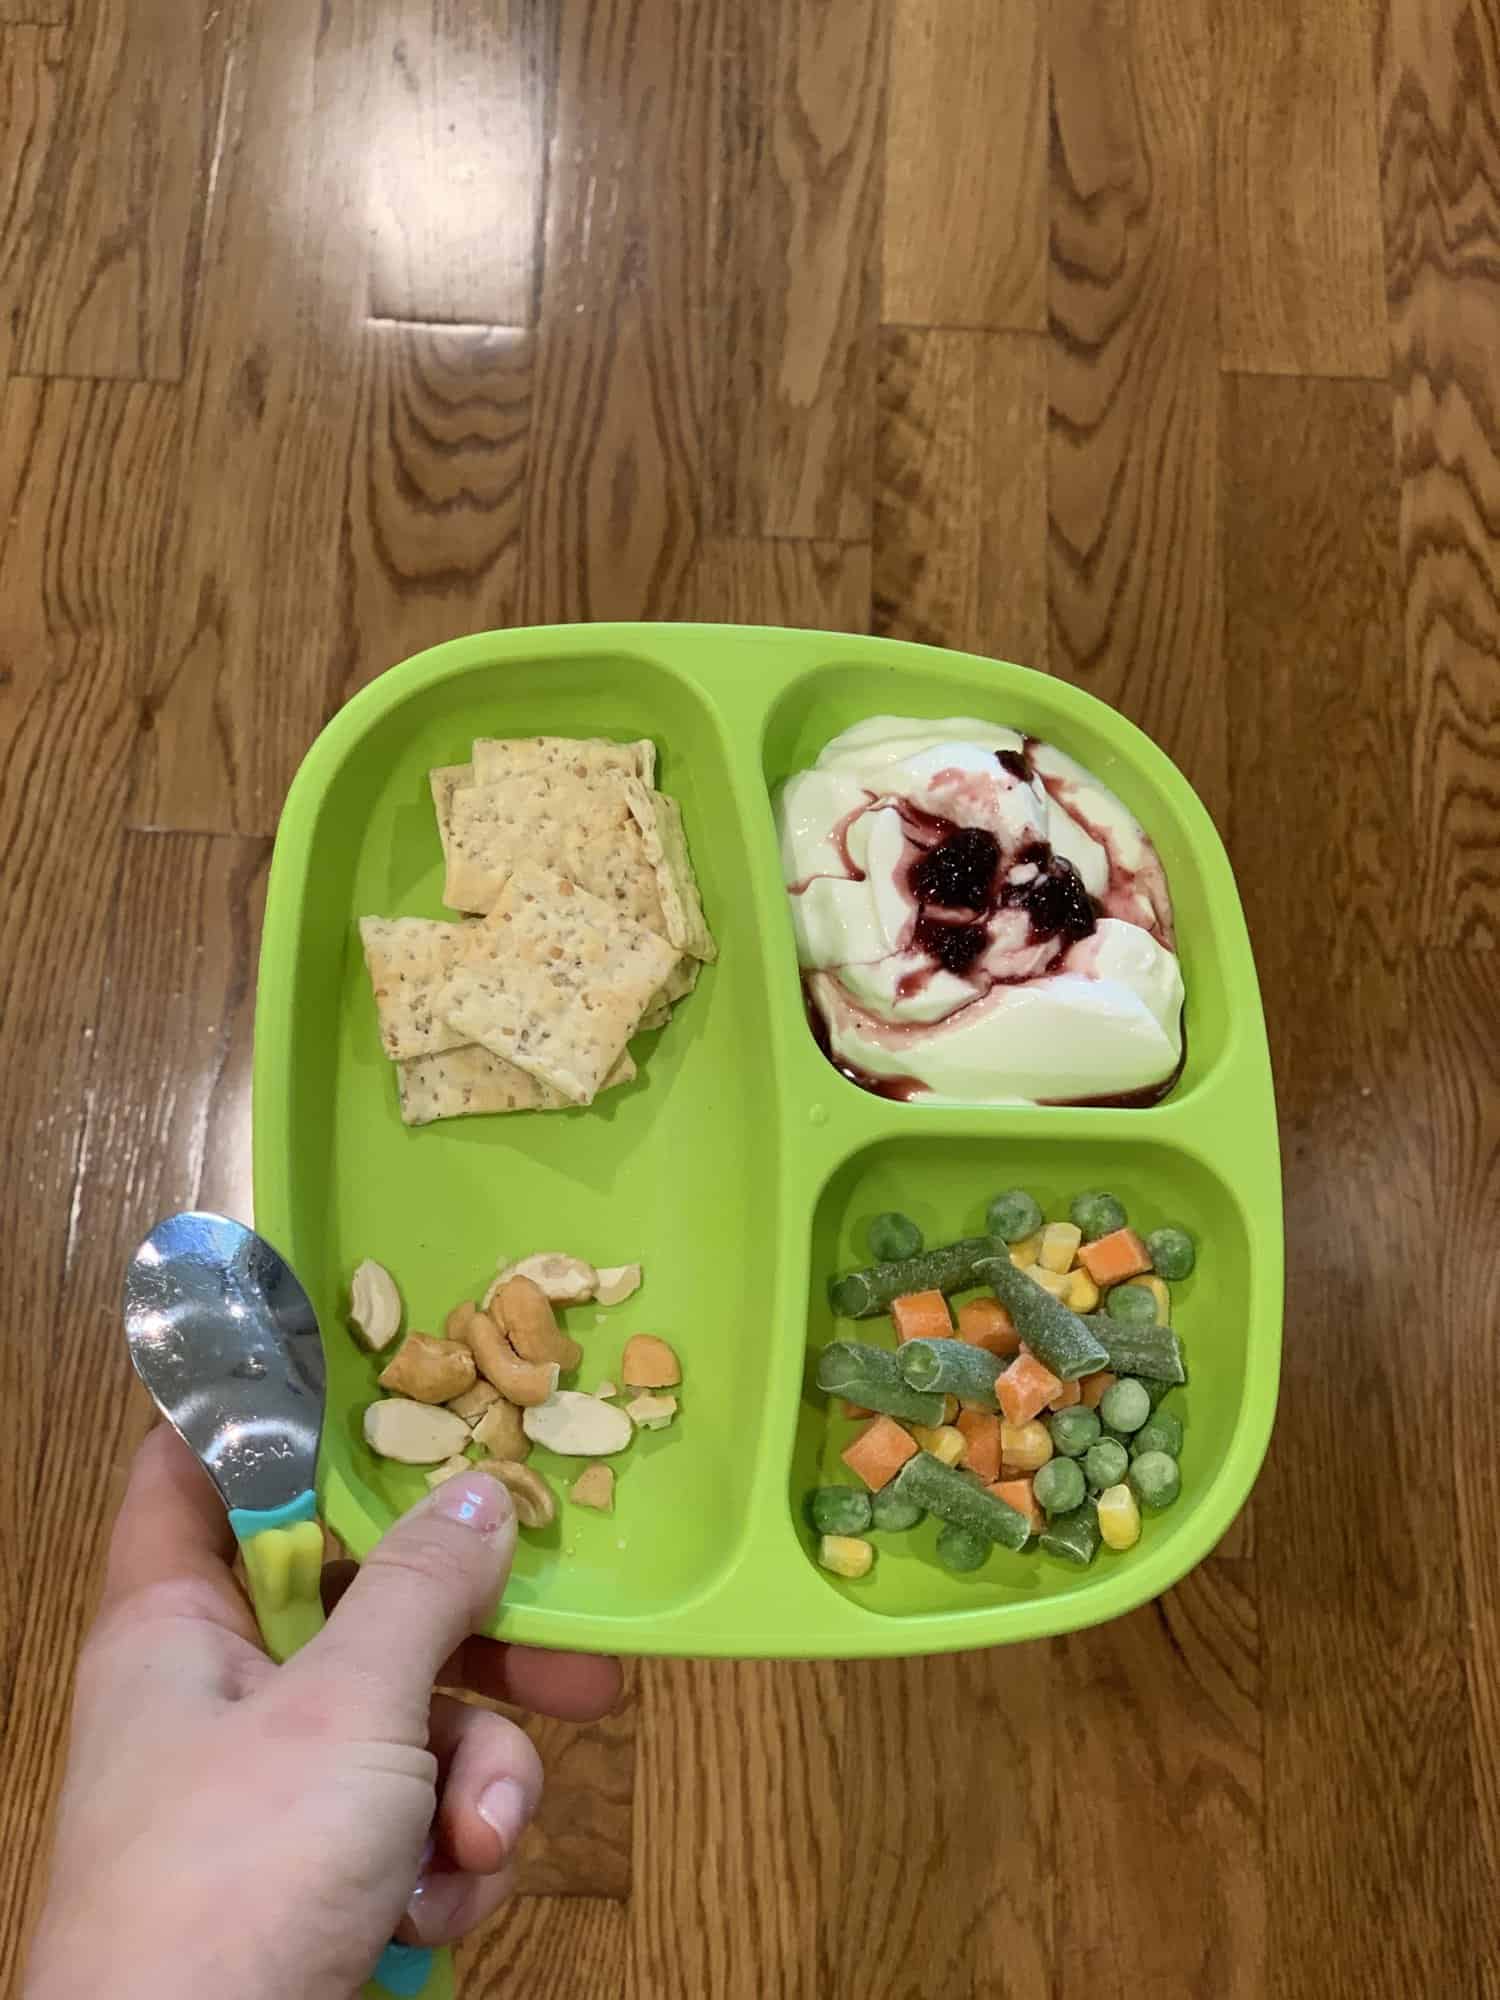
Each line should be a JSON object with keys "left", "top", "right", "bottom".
{"left": 840, "top": 1401, "right": 874, "bottom": 1421}
{"left": 1076, "top": 1228, "right": 1153, "bottom": 1288}
{"left": 957, "top": 1297, "right": 1020, "bottom": 1358}
{"left": 1080, "top": 1370, "right": 1116, "bottom": 1409}
{"left": 987, "top": 1477, "right": 1043, "bottom": 1537}
{"left": 1048, "top": 1378, "right": 1082, "bottom": 1410}
{"left": 956, "top": 1409, "right": 1002, "bottom": 1484}
{"left": 841, "top": 1415, "right": 919, "bottom": 1492}
{"left": 889, "top": 1289, "right": 954, "bottom": 1343}
{"left": 997, "top": 1351, "right": 1064, "bottom": 1426}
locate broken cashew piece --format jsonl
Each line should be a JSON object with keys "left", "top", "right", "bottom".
{"left": 593, "top": 1263, "right": 642, "bottom": 1307}
{"left": 594, "top": 1379, "right": 619, "bottom": 1400}
{"left": 570, "top": 1464, "right": 615, "bottom": 1513}
{"left": 349, "top": 1259, "right": 402, "bottom": 1352}
{"left": 378, "top": 1332, "right": 476, "bottom": 1404}
{"left": 446, "top": 1378, "right": 500, "bottom": 1424}
{"left": 424, "top": 1453, "right": 473, "bottom": 1490}
{"left": 490, "top": 1252, "right": 598, "bottom": 1306}
{"left": 493, "top": 1275, "right": 583, "bottom": 1373}
{"left": 472, "top": 1457, "right": 556, "bottom": 1529}
{"left": 522, "top": 1390, "right": 633, "bottom": 1457}
{"left": 471, "top": 1397, "right": 529, "bottom": 1462}
{"left": 625, "top": 1391, "right": 678, "bottom": 1432}
{"left": 364, "top": 1398, "right": 471, "bottom": 1464}
{"left": 621, "top": 1334, "right": 681, "bottom": 1390}
{"left": 452, "top": 1302, "right": 559, "bottom": 1407}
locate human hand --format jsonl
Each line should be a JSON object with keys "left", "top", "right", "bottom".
{"left": 25, "top": 1425, "right": 620, "bottom": 2000}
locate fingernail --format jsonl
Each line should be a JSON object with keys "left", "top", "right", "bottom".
{"left": 429, "top": 1474, "right": 511, "bottom": 1536}
{"left": 405, "top": 1865, "right": 466, "bottom": 1943}
{"left": 476, "top": 1776, "right": 531, "bottom": 1857}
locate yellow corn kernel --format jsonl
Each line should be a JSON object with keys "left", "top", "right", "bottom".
{"left": 818, "top": 1533, "right": 874, "bottom": 1579}
{"left": 1096, "top": 1483, "right": 1142, "bottom": 1551}
{"left": 1009, "top": 1231, "right": 1043, "bottom": 1269}
{"left": 1124, "top": 1275, "right": 1171, "bottom": 1324}
{"left": 1039, "top": 1221, "right": 1083, "bottom": 1273}
{"left": 1028, "top": 1265, "right": 1071, "bottom": 1299}
{"left": 999, "top": 1420, "right": 1053, "bottom": 1472}
{"left": 1066, "top": 1267, "right": 1100, "bottom": 1313}
{"left": 911, "top": 1423, "right": 966, "bottom": 1467}
{"left": 941, "top": 1393, "right": 960, "bottom": 1424}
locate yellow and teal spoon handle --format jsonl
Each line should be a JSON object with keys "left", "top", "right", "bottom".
{"left": 230, "top": 1492, "right": 454, "bottom": 2000}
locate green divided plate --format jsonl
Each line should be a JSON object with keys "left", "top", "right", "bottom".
{"left": 253, "top": 624, "right": 1281, "bottom": 1657}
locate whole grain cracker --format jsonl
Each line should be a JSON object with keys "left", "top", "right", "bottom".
{"left": 471, "top": 735, "right": 657, "bottom": 788}
{"left": 437, "top": 868, "right": 678, "bottom": 1104}
{"left": 397, "top": 1044, "right": 636, "bottom": 1126}
{"left": 624, "top": 784, "right": 716, "bottom": 961}
{"left": 443, "top": 769, "right": 664, "bottom": 930}
{"left": 358, "top": 916, "right": 471, "bottom": 1061}
{"left": 428, "top": 763, "right": 473, "bottom": 872}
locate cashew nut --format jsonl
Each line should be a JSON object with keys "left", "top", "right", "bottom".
{"left": 349, "top": 1259, "right": 402, "bottom": 1351}
{"left": 621, "top": 1334, "right": 681, "bottom": 1389}
{"left": 472, "top": 1456, "right": 556, "bottom": 1528}
{"left": 594, "top": 1379, "right": 619, "bottom": 1400}
{"left": 424, "top": 1453, "right": 474, "bottom": 1489}
{"left": 493, "top": 1275, "right": 583, "bottom": 1373}
{"left": 446, "top": 1379, "right": 500, "bottom": 1424}
{"left": 471, "top": 1397, "right": 529, "bottom": 1462}
{"left": 570, "top": 1464, "right": 615, "bottom": 1513}
{"left": 625, "top": 1391, "right": 678, "bottom": 1432}
{"left": 378, "top": 1332, "right": 477, "bottom": 1404}
{"left": 453, "top": 1302, "right": 559, "bottom": 1406}
{"left": 444, "top": 1300, "right": 479, "bottom": 1343}
{"left": 522, "top": 1390, "right": 633, "bottom": 1457}
{"left": 363, "top": 1397, "right": 471, "bottom": 1463}
{"left": 490, "top": 1252, "right": 597, "bottom": 1305}
{"left": 593, "top": 1263, "right": 642, "bottom": 1307}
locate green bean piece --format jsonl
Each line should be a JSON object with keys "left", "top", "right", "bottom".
{"left": 1039, "top": 1500, "right": 1101, "bottom": 1566}
{"left": 828, "top": 1236, "right": 1006, "bottom": 1319}
{"left": 1080, "top": 1316, "right": 1188, "bottom": 1385}
{"left": 975, "top": 1256, "right": 1110, "bottom": 1381}
{"left": 898, "top": 1337, "right": 1003, "bottom": 1409}
{"left": 1033, "top": 1456, "right": 1086, "bottom": 1516}
{"left": 1047, "top": 1405, "right": 1101, "bottom": 1458}
{"left": 935, "top": 1523, "right": 990, "bottom": 1573}
{"left": 985, "top": 1188, "right": 1043, "bottom": 1243}
{"left": 1146, "top": 1225, "right": 1196, "bottom": 1281}
{"left": 809, "top": 1486, "right": 873, "bottom": 1536}
{"left": 1139, "top": 1375, "right": 1176, "bottom": 1409}
{"left": 1128, "top": 1449, "right": 1182, "bottom": 1511}
{"left": 1069, "top": 1190, "right": 1127, "bottom": 1241}
{"left": 867, "top": 1210, "right": 924, "bottom": 1262}
{"left": 870, "top": 1487, "right": 925, "bottom": 1532}
{"left": 1130, "top": 1409, "right": 1184, "bottom": 1460}
{"left": 815, "top": 1341, "right": 946, "bottom": 1426}
{"left": 891, "top": 1451, "right": 1031, "bottom": 1552}
{"left": 1083, "top": 1438, "right": 1130, "bottom": 1492}
{"left": 1105, "top": 1282, "right": 1159, "bottom": 1325}
{"left": 1099, "top": 1377, "right": 1151, "bottom": 1434}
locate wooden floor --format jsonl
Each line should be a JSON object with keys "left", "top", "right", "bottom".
{"left": 2, "top": 0, "right": 1498, "bottom": 1993}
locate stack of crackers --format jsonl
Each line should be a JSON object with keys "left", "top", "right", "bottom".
{"left": 359, "top": 735, "right": 715, "bottom": 1126}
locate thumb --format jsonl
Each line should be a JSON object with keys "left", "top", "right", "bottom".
{"left": 285, "top": 1471, "right": 516, "bottom": 1735}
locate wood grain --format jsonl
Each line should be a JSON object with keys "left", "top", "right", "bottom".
{"left": 1223, "top": 373, "right": 1480, "bottom": 1998}
{"left": 14, "top": 0, "right": 232, "bottom": 380}
{"left": 882, "top": 0, "right": 1046, "bottom": 332}
{"left": 0, "top": 0, "right": 66, "bottom": 25}
{"left": 0, "top": 24, "right": 64, "bottom": 376}
{"left": 1380, "top": 0, "right": 1500, "bottom": 947}
{"left": 873, "top": 326, "right": 1048, "bottom": 664}
{"left": 362, "top": 0, "right": 545, "bottom": 328}
{"left": 458, "top": 1895, "right": 627, "bottom": 1998}
{"left": 1218, "top": 0, "right": 1388, "bottom": 376}
{"left": 1048, "top": 0, "right": 1226, "bottom": 820}
{"left": 686, "top": 536, "right": 872, "bottom": 631}
{"left": 507, "top": 1683, "right": 637, "bottom": 1901}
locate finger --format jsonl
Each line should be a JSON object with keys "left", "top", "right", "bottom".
{"left": 398, "top": 1860, "right": 518, "bottom": 1950}
{"left": 321, "top": 1561, "right": 622, "bottom": 1720}
{"left": 427, "top": 1694, "right": 542, "bottom": 1876}
{"left": 287, "top": 1473, "right": 515, "bottom": 1737}
{"left": 98, "top": 1425, "right": 258, "bottom": 1647}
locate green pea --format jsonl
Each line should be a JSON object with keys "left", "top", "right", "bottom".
{"left": 867, "top": 1210, "right": 924, "bottom": 1263}
{"left": 1098, "top": 1378, "right": 1151, "bottom": 1434}
{"left": 1146, "top": 1225, "right": 1195, "bottom": 1281}
{"left": 870, "top": 1487, "right": 925, "bottom": 1532}
{"left": 1047, "top": 1405, "right": 1101, "bottom": 1458}
{"left": 985, "top": 1188, "right": 1043, "bottom": 1244}
{"left": 1106, "top": 1283, "right": 1159, "bottom": 1325}
{"left": 1130, "top": 1409, "right": 1184, "bottom": 1460}
{"left": 1084, "top": 1438, "right": 1130, "bottom": 1492}
{"left": 809, "top": 1486, "right": 873, "bottom": 1536}
{"left": 935, "top": 1522, "right": 990, "bottom": 1573}
{"left": 1128, "top": 1449, "right": 1181, "bottom": 1511}
{"left": 1069, "top": 1190, "right": 1127, "bottom": 1241}
{"left": 1033, "top": 1456, "right": 1086, "bottom": 1517}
